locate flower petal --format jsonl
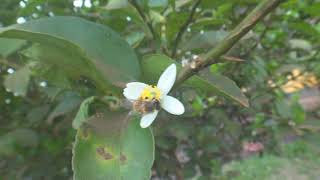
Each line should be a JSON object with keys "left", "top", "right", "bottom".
{"left": 161, "top": 95, "right": 185, "bottom": 115}
{"left": 140, "top": 111, "right": 159, "bottom": 128}
{"left": 157, "top": 64, "right": 177, "bottom": 95}
{"left": 123, "top": 82, "right": 147, "bottom": 100}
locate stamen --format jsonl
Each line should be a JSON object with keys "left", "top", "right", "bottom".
{"left": 139, "top": 85, "right": 162, "bottom": 101}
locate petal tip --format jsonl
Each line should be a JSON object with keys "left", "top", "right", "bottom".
{"left": 169, "top": 64, "right": 177, "bottom": 73}
{"left": 140, "top": 123, "right": 149, "bottom": 128}
{"left": 140, "top": 111, "right": 158, "bottom": 128}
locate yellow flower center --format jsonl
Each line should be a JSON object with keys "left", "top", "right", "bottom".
{"left": 139, "top": 85, "right": 162, "bottom": 101}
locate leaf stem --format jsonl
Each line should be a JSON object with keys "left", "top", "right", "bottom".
{"left": 174, "top": 0, "right": 284, "bottom": 87}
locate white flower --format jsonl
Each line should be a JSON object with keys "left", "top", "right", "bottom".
{"left": 123, "top": 64, "right": 185, "bottom": 128}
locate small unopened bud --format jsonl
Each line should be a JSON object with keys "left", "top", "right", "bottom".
{"left": 189, "top": 55, "right": 202, "bottom": 69}
{"left": 190, "top": 61, "right": 197, "bottom": 69}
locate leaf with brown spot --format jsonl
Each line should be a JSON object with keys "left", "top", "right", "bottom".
{"left": 72, "top": 109, "right": 154, "bottom": 180}
{"left": 96, "top": 146, "right": 113, "bottom": 160}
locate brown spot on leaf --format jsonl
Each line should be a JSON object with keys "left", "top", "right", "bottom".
{"left": 85, "top": 111, "right": 128, "bottom": 136}
{"left": 96, "top": 146, "right": 113, "bottom": 160}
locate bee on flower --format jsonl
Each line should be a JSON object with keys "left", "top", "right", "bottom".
{"left": 123, "top": 64, "right": 185, "bottom": 128}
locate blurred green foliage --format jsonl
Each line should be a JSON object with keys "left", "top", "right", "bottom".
{"left": 0, "top": 0, "right": 319, "bottom": 179}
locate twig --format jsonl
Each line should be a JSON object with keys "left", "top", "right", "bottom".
{"left": 171, "top": 0, "right": 202, "bottom": 57}
{"left": 129, "top": 0, "right": 157, "bottom": 40}
{"left": 174, "top": 0, "right": 284, "bottom": 87}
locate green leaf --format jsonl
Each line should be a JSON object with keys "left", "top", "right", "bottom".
{"left": 275, "top": 99, "right": 291, "bottom": 119}
{"left": 100, "top": 6, "right": 145, "bottom": 33}
{"left": 149, "top": 10, "right": 165, "bottom": 23}
{"left": 27, "top": 105, "right": 51, "bottom": 126}
{"left": 191, "top": 18, "right": 225, "bottom": 31}
{"left": 149, "top": 0, "right": 168, "bottom": 8}
{"left": 289, "top": 39, "right": 312, "bottom": 52}
{"left": 165, "top": 12, "right": 189, "bottom": 43}
{"left": 0, "top": 38, "right": 26, "bottom": 58}
{"left": 141, "top": 54, "right": 249, "bottom": 107}
{"left": 125, "top": 31, "right": 145, "bottom": 48}
{"left": 105, "top": 0, "right": 129, "bottom": 10}
{"left": 72, "top": 111, "right": 154, "bottom": 180}
{"left": 302, "top": 2, "right": 320, "bottom": 16}
{"left": 0, "top": 128, "right": 38, "bottom": 156}
{"left": 72, "top": 96, "right": 96, "bottom": 130}
{"left": 182, "top": 30, "right": 228, "bottom": 51}
{"left": 4, "top": 66, "right": 31, "bottom": 96}
{"left": 291, "top": 102, "right": 305, "bottom": 124}
{"left": 290, "top": 22, "right": 320, "bottom": 39}
{"left": 47, "top": 92, "right": 83, "bottom": 123}
{"left": 0, "top": 16, "right": 141, "bottom": 94}
{"left": 290, "top": 95, "right": 306, "bottom": 124}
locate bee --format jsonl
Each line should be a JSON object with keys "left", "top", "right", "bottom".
{"left": 132, "top": 98, "right": 161, "bottom": 114}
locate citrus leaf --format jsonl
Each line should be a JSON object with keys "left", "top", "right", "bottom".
{"left": 4, "top": 66, "right": 31, "bottom": 96}
{"left": 141, "top": 54, "right": 249, "bottom": 107}
{"left": 0, "top": 16, "right": 141, "bottom": 94}
{"left": 72, "top": 111, "right": 154, "bottom": 180}
{"left": 47, "top": 92, "right": 83, "bottom": 123}
{"left": 72, "top": 96, "right": 96, "bottom": 130}
{"left": 181, "top": 30, "right": 228, "bottom": 51}
{"left": 0, "top": 128, "right": 38, "bottom": 156}
{"left": 0, "top": 38, "right": 26, "bottom": 58}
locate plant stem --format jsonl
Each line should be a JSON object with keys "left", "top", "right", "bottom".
{"left": 129, "top": 0, "right": 157, "bottom": 40}
{"left": 174, "top": 0, "right": 284, "bottom": 87}
{"left": 171, "top": 0, "right": 201, "bottom": 58}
